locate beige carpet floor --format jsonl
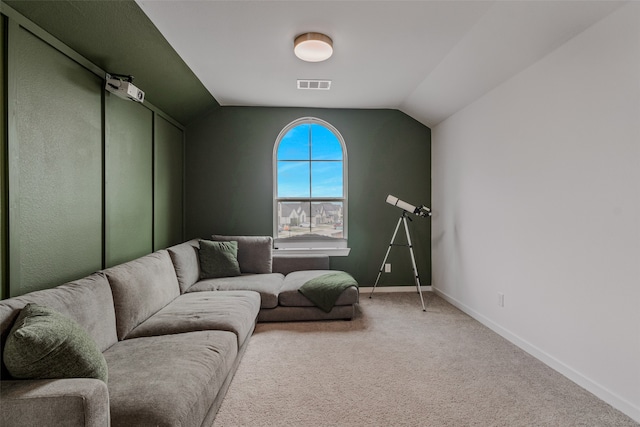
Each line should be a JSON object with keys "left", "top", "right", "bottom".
{"left": 213, "top": 292, "right": 638, "bottom": 427}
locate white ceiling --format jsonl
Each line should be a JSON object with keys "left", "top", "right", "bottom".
{"left": 136, "top": 0, "right": 623, "bottom": 127}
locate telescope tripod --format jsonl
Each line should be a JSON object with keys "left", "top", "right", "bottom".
{"left": 370, "top": 211, "right": 427, "bottom": 311}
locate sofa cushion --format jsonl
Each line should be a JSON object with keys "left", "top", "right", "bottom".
{"left": 199, "top": 240, "right": 241, "bottom": 279}
{"left": 0, "top": 273, "right": 117, "bottom": 379}
{"left": 167, "top": 239, "right": 200, "bottom": 293}
{"left": 279, "top": 270, "right": 359, "bottom": 307}
{"left": 4, "top": 304, "right": 108, "bottom": 383}
{"left": 103, "top": 250, "right": 180, "bottom": 340}
{"left": 104, "top": 331, "right": 237, "bottom": 427}
{"left": 272, "top": 253, "right": 330, "bottom": 275}
{"left": 126, "top": 291, "right": 260, "bottom": 347}
{"left": 187, "top": 273, "right": 285, "bottom": 309}
{"left": 212, "top": 235, "right": 273, "bottom": 274}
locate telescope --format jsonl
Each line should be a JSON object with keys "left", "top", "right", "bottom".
{"left": 386, "top": 195, "right": 431, "bottom": 217}
{"left": 373, "top": 194, "right": 432, "bottom": 311}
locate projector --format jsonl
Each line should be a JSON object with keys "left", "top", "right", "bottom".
{"left": 105, "top": 73, "right": 145, "bottom": 103}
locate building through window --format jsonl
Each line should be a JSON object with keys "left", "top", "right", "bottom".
{"left": 274, "top": 117, "right": 347, "bottom": 250}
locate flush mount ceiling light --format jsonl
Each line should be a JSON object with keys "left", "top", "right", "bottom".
{"left": 294, "top": 32, "right": 333, "bottom": 62}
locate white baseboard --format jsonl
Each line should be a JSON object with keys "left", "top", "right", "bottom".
{"left": 359, "top": 285, "right": 433, "bottom": 293}
{"left": 432, "top": 287, "right": 640, "bottom": 424}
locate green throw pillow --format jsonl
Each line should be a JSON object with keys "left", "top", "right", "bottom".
{"left": 199, "top": 239, "right": 242, "bottom": 279}
{"left": 3, "top": 303, "right": 108, "bottom": 383}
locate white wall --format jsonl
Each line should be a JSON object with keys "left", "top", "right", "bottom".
{"left": 431, "top": 3, "right": 640, "bottom": 421}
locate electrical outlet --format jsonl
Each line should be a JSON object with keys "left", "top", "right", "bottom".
{"left": 384, "top": 263, "right": 391, "bottom": 273}
{"left": 498, "top": 292, "right": 505, "bottom": 307}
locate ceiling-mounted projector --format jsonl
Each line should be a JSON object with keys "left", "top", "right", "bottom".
{"left": 105, "top": 73, "right": 144, "bottom": 103}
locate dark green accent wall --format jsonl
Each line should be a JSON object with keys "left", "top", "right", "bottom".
{"left": 105, "top": 96, "right": 154, "bottom": 267}
{"left": 1, "top": 9, "right": 185, "bottom": 298}
{"left": 185, "top": 107, "right": 431, "bottom": 286}
{"left": 8, "top": 24, "right": 103, "bottom": 296}
{"left": 1, "top": 15, "right": 6, "bottom": 300}
{"left": 154, "top": 116, "right": 184, "bottom": 251}
{"left": 4, "top": 0, "right": 218, "bottom": 125}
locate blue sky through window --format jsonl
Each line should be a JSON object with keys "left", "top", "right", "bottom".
{"left": 277, "top": 161, "right": 310, "bottom": 197}
{"left": 277, "top": 122, "right": 343, "bottom": 198}
{"left": 277, "top": 124, "right": 310, "bottom": 160}
{"left": 312, "top": 161, "right": 343, "bottom": 197}
{"left": 311, "top": 124, "right": 342, "bottom": 160}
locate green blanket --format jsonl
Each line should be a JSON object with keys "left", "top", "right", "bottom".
{"left": 298, "top": 272, "right": 358, "bottom": 313}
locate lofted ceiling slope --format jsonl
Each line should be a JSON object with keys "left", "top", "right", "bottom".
{"left": 136, "top": 0, "right": 624, "bottom": 127}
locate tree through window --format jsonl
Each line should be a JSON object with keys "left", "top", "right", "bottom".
{"left": 274, "top": 118, "right": 347, "bottom": 248}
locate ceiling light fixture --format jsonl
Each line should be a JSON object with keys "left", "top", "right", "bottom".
{"left": 294, "top": 32, "right": 333, "bottom": 62}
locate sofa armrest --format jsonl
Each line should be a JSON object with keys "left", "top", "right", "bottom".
{"left": 272, "top": 254, "right": 330, "bottom": 275}
{"left": 0, "top": 378, "right": 109, "bottom": 427}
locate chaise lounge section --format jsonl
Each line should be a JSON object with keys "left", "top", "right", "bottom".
{"left": 167, "top": 235, "right": 359, "bottom": 321}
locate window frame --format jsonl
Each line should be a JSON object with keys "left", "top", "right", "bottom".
{"left": 273, "top": 117, "right": 348, "bottom": 254}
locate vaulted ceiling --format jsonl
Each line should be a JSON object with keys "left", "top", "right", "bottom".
{"left": 5, "top": 1, "right": 625, "bottom": 127}
{"left": 136, "top": 0, "right": 623, "bottom": 127}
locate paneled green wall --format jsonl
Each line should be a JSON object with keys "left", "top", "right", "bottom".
{"left": 1, "top": 15, "right": 6, "bottom": 300}
{"left": 105, "top": 96, "right": 153, "bottom": 267}
{"left": 1, "top": 10, "right": 186, "bottom": 298}
{"left": 186, "top": 107, "right": 431, "bottom": 286}
{"left": 8, "top": 24, "right": 103, "bottom": 296}
{"left": 4, "top": 0, "right": 217, "bottom": 125}
{"left": 154, "top": 116, "right": 184, "bottom": 251}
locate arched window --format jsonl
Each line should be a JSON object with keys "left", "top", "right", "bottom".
{"left": 273, "top": 117, "right": 348, "bottom": 253}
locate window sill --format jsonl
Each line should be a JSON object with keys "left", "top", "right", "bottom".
{"left": 273, "top": 247, "right": 351, "bottom": 257}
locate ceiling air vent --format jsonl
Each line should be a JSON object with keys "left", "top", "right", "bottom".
{"left": 297, "top": 79, "right": 331, "bottom": 90}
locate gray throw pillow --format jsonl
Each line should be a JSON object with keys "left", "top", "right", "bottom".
{"left": 3, "top": 303, "right": 108, "bottom": 383}
{"left": 199, "top": 239, "right": 242, "bottom": 279}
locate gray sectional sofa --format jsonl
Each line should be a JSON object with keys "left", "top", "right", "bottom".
{"left": 0, "top": 236, "right": 358, "bottom": 427}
